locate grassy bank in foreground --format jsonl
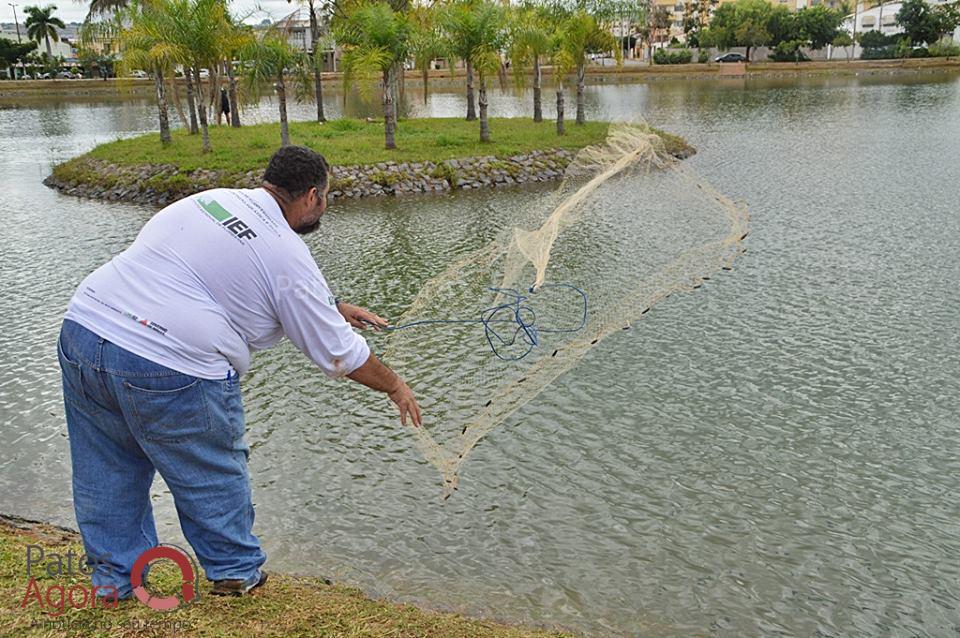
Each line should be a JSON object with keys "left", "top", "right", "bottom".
{"left": 0, "top": 515, "right": 568, "bottom": 638}
{"left": 84, "top": 117, "right": 620, "bottom": 171}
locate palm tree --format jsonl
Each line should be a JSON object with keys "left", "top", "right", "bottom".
{"left": 507, "top": 3, "right": 552, "bottom": 123}
{"left": 24, "top": 4, "right": 65, "bottom": 60}
{"left": 438, "top": 0, "right": 485, "bottom": 121}
{"left": 167, "top": 0, "right": 232, "bottom": 152}
{"left": 87, "top": 0, "right": 128, "bottom": 18}
{"left": 408, "top": 4, "right": 448, "bottom": 105}
{"left": 333, "top": 1, "right": 411, "bottom": 150}
{"left": 219, "top": 15, "right": 253, "bottom": 128}
{"left": 549, "top": 23, "right": 574, "bottom": 136}
{"left": 555, "top": 9, "right": 619, "bottom": 126}
{"left": 240, "top": 30, "right": 311, "bottom": 147}
{"left": 286, "top": 0, "right": 328, "bottom": 122}
{"left": 464, "top": 1, "right": 505, "bottom": 143}
{"left": 116, "top": 0, "right": 179, "bottom": 145}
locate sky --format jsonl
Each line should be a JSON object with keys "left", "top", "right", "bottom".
{"left": 5, "top": 0, "right": 299, "bottom": 26}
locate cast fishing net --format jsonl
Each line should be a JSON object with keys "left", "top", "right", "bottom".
{"left": 381, "top": 121, "right": 748, "bottom": 498}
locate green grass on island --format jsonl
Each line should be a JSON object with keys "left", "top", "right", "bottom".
{"left": 1, "top": 516, "right": 569, "bottom": 637}
{"left": 82, "top": 117, "right": 688, "bottom": 171}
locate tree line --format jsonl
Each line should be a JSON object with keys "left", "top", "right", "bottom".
{"left": 690, "top": 0, "right": 959, "bottom": 62}
{"left": 70, "top": 0, "right": 630, "bottom": 153}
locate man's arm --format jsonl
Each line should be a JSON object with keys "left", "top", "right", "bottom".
{"left": 269, "top": 249, "right": 421, "bottom": 427}
{"left": 347, "top": 352, "right": 422, "bottom": 427}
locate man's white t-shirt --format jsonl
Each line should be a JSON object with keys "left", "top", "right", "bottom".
{"left": 64, "top": 187, "right": 371, "bottom": 380}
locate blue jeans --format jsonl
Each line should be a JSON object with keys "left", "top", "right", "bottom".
{"left": 57, "top": 319, "right": 266, "bottom": 598}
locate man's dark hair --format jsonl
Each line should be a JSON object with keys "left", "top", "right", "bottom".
{"left": 263, "top": 145, "right": 330, "bottom": 199}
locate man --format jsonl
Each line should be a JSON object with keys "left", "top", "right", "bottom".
{"left": 57, "top": 145, "right": 421, "bottom": 599}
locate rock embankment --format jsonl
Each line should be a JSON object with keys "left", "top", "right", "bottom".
{"left": 44, "top": 143, "right": 695, "bottom": 207}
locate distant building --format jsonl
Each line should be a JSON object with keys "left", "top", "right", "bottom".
{"left": 840, "top": 0, "right": 960, "bottom": 56}
{"left": 844, "top": 1, "right": 906, "bottom": 36}
{"left": 270, "top": 8, "right": 338, "bottom": 72}
{"left": 0, "top": 21, "right": 80, "bottom": 63}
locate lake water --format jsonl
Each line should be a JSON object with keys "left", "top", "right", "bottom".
{"left": 2, "top": 73, "right": 960, "bottom": 636}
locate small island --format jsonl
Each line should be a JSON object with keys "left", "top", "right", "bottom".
{"left": 45, "top": 118, "right": 695, "bottom": 207}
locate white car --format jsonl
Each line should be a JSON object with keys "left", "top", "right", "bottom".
{"left": 198, "top": 68, "right": 209, "bottom": 79}
{"left": 130, "top": 70, "right": 149, "bottom": 79}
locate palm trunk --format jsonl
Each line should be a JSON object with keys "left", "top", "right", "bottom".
{"left": 478, "top": 71, "right": 489, "bottom": 143}
{"left": 422, "top": 67, "right": 429, "bottom": 104}
{"left": 391, "top": 61, "right": 400, "bottom": 124}
{"left": 465, "top": 59, "right": 476, "bottom": 121}
{"left": 556, "top": 82, "right": 565, "bottom": 136}
{"left": 383, "top": 68, "right": 396, "bottom": 150}
{"left": 209, "top": 67, "right": 220, "bottom": 121}
{"left": 213, "top": 66, "right": 223, "bottom": 126}
{"left": 576, "top": 61, "right": 585, "bottom": 125}
{"left": 533, "top": 56, "right": 542, "bottom": 123}
{"left": 193, "top": 66, "right": 211, "bottom": 153}
{"left": 277, "top": 74, "right": 290, "bottom": 146}
{"left": 227, "top": 60, "right": 240, "bottom": 127}
{"left": 169, "top": 76, "right": 189, "bottom": 128}
{"left": 44, "top": 34, "right": 51, "bottom": 59}
{"left": 309, "top": 4, "right": 326, "bottom": 122}
{"left": 154, "top": 67, "right": 171, "bottom": 146}
{"left": 185, "top": 69, "right": 199, "bottom": 134}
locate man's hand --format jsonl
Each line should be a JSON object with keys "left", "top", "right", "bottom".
{"left": 346, "top": 352, "right": 422, "bottom": 428}
{"left": 387, "top": 378, "right": 422, "bottom": 428}
{"left": 337, "top": 302, "right": 389, "bottom": 331}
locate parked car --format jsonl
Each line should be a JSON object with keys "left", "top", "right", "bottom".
{"left": 129, "top": 69, "right": 149, "bottom": 79}
{"left": 56, "top": 71, "right": 76, "bottom": 79}
{"left": 198, "top": 68, "right": 209, "bottom": 79}
{"left": 715, "top": 52, "right": 747, "bottom": 63}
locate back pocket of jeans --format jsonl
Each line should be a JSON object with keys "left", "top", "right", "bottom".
{"left": 57, "top": 333, "right": 96, "bottom": 414}
{"left": 124, "top": 377, "right": 211, "bottom": 443}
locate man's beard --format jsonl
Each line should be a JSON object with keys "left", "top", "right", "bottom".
{"left": 295, "top": 219, "right": 321, "bottom": 235}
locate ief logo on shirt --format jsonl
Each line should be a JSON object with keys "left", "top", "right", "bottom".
{"left": 197, "top": 196, "right": 259, "bottom": 241}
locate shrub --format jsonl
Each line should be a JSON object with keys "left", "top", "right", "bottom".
{"left": 861, "top": 46, "right": 898, "bottom": 59}
{"left": 893, "top": 37, "right": 930, "bottom": 58}
{"left": 429, "top": 162, "right": 457, "bottom": 184}
{"left": 859, "top": 29, "right": 898, "bottom": 48}
{"left": 698, "top": 49, "right": 709, "bottom": 63}
{"left": 654, "top": 48, "right": 693, "bottom": 64}
{"left": 369, "top": 169, "right": 399, "bottom": 187}
{"left": 929, "top": 40, "right": 960, "bottom": 56}
{"left": 329, "top": 175, "right": 356, "bottom": 191}
{"left": 769, "top": 40, "right": 810, "bottom": 62}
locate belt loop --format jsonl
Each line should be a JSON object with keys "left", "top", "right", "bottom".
{"left": 95, "top": 337, "right": 105, "bottom": 370}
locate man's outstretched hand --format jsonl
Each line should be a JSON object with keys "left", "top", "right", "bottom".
{"left": 388, "top": 378, "right": 422, "bottom": 428}
{"left": 337, "top": 302, "right": 388, "bottom": 331}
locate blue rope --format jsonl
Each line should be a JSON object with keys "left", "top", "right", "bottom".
{"left": 385, "top": 283, "right": 588, "bottom": 361}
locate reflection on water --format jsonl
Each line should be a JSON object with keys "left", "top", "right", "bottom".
{"left": 2, "top": 73, "right": 960, "bottom": 636}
